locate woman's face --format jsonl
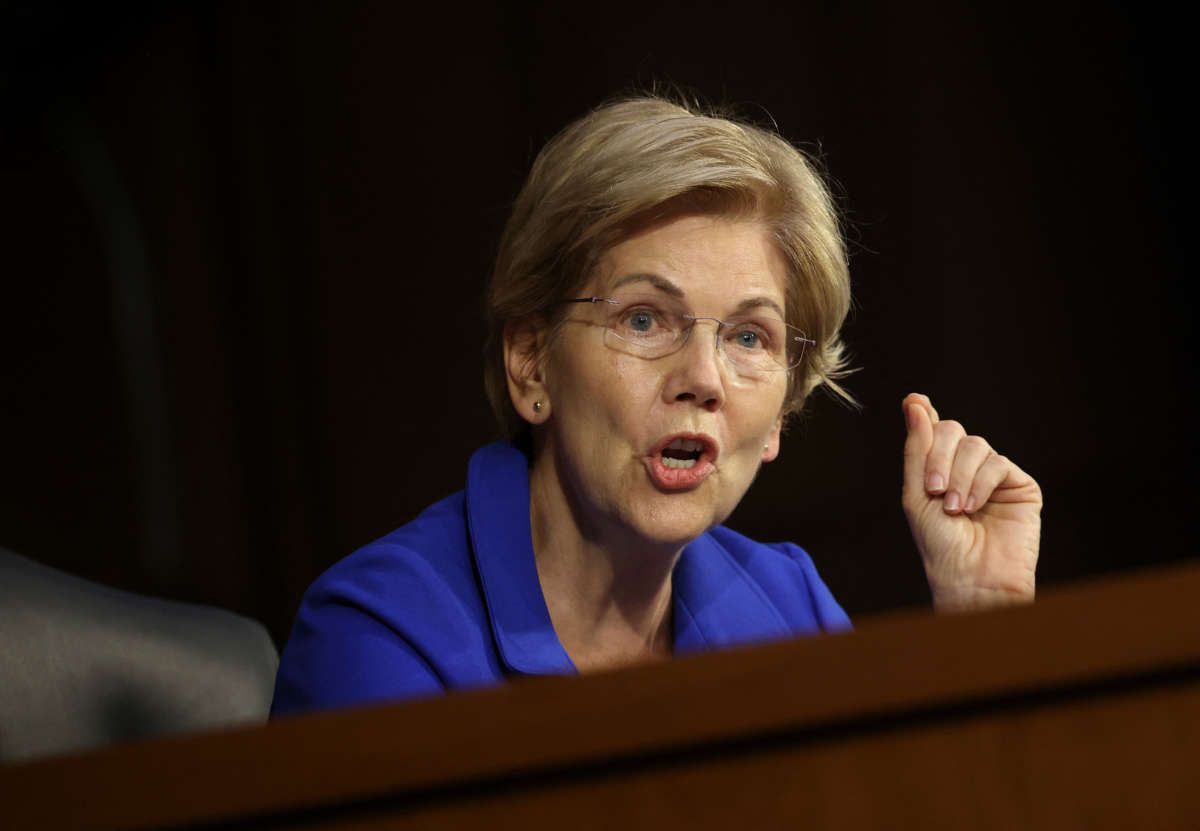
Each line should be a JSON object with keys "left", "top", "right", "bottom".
{"left": 537, "top": 213, "right": 791, "bottom": 550}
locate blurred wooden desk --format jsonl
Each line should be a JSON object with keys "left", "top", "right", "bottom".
{"left": 4, "top": 562, "right": 1198, "bottom": 830}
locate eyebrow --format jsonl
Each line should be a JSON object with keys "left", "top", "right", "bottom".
{"left": 731, "top": 296, "right": 788, "bottom": 319}
{"left": 610, "top": 272, "right": 684, "bottom": 297}
{"left": 610, "top": 272, "right": 787, "bottom": 319}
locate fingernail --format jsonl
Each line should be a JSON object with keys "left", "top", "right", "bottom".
{"left": 964, "top": 494, "right": 977, "bottom": 512}
{"left": 927, "top": 473, "right": 945, "bottom": 492}
{"left": 945, "top": 490, "right": 961, "bottom": 512}
{"left": 905, "top": 405, "right": 917, "bottom": 431}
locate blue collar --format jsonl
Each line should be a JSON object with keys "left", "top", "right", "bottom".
{"left": 465, "top": 443, "right": 791, "bottom": 675}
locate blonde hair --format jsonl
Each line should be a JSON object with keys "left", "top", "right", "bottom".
{"left": 484, "top": 95, "right": 854, "bottom": 440}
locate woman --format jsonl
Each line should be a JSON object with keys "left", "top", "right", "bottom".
{"left": 270, "top": 97, "right": 1041, "bottom": 715}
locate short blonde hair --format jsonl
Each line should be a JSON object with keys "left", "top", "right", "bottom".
{"left": 484, "top": 95, "right": 854, "bottom": 440}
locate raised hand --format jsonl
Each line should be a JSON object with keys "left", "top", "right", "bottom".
{"left": 901, "top": 393, "right": 1042, "bottom": 612}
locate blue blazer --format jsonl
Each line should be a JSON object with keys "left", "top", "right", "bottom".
{"left": 271, "top": 443, "right": 851, "bottom": 717}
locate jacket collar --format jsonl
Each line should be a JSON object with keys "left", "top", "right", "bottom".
{"left": 466, "top": 443, "right": 575, "bottom": 676}
{"left": 465, "top": 442, "right": 790, "bottom": 675}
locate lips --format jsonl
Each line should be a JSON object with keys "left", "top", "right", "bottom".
{"left": 645, "top": 432, "right": 718, "bottom": 490}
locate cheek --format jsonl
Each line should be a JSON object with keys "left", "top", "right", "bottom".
{"left": 733, "top": 383, "right": 787, "bottom": 447}
{"left": 549, "top": 350, "right": 657, "bottom": 438}
{"left": 612, "top": 358, "right": 665, "bottom": 403}
{"left": 583, "top": 350, "right": 661, "bottom": 402}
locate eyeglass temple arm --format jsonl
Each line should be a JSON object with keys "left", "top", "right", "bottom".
{"left": 562, "top": 297, "right": 620, "bottom": 305}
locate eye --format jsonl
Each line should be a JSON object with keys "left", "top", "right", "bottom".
{"left": 628, "top": 311, "right": 655, "bottom": 332}
{"left": 734, "top": 329, "right": 761, "bottom": 349}
{"left": 606, "top": 297, "right": 680, "bottom": 349}
{"left": 728, "top": 324, "right": 770, "bottom": 351}
{"left": 617, "top": 305, "right": 668, "bottom": 337}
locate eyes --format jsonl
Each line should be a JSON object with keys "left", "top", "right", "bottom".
{"left": 628, "top": 310, "right": 656, "bottom": 333}
{"left": 617, "top": 304, "right": 775, "bottom": 353}
{"left": 733, "top": 329, "right": 763, "bottom": 350}
{"left": 563, "top": 291, "right": 809, "bottom": 372}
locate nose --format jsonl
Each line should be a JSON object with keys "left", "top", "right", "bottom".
{"left": 662, "top": 318, "right": 726, "bottom": 412}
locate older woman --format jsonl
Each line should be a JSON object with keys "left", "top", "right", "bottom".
{"left": 270, "top": 97, "right": 1041, "bottom": 715}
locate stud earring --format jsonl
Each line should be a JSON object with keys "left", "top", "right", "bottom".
{"left": 533, "top": 401, "right": 543, "bottom": 413}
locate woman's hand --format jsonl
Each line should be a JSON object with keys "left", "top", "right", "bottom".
{"left": 901, "top": 393, "right": 1042, "bottom": 612}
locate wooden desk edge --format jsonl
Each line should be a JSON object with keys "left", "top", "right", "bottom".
{"left": 4, "top": 560, "right": 1198, "bottom": 829}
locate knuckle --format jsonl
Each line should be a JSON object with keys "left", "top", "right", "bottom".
{"left": 962, "top": 435, "right": 990, "bottom": 453}
{"left": 936, "top": 419, "right": 965, "bottom": 437}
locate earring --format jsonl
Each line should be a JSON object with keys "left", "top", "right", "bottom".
{"left": 763, "top": 444, "right": 769, "bottom": 451}
{"left": 533, "top": 400, "right": 543, "bottom": 413}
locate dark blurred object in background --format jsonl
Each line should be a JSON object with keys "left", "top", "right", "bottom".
{"left": 1, "top": 1, "right": 1193, "bottom": 647}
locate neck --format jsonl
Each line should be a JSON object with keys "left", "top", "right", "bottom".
{"left": 528, "top": 443, "right": 680, "bottom": 672}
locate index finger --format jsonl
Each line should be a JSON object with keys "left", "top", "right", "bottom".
{"left": 904, "top": 392, "right": 940, "bottom": 426}
{"left": 902, "top": 394, "right": 935, "bottom": 499}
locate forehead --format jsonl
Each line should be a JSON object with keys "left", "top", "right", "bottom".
{"left": 592, "top": 214, "right": 788, "bottom": 306}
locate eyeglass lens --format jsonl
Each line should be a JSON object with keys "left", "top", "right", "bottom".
{"left": 595, "top": 294, "right": 806, "bottom": 373}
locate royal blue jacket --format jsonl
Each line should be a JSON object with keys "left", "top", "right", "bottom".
{"left": 271, "top": 443, "right": 851, "bottom": 717}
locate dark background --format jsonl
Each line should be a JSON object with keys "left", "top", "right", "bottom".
{"left": 1, "top": 1, "right": 1193, "bottom": 649}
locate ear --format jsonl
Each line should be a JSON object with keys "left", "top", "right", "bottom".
{"left": 503, "top": 318, "right": 551, "bottom": 424}
{"left": 761, "top": 415, "right": 783, "bottom": 463}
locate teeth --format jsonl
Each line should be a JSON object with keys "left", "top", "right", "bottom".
{"left": 662, "top": 456, "right": 698, "bottom": 469}
{"left": 666, "top": 437, "right": 704, "bottom": 453}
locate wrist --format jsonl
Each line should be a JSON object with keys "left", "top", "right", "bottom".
{"left": 929, "top": 582, "right": 1035, "bottom": 614}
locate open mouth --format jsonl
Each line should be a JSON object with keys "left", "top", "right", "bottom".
{"left": 646, "top": 432, "right": 718, "bottom": 490}
{"left": 660, "top": 437, "right": 705, "bottom": 469}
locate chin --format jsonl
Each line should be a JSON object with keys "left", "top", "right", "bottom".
{"left": 630, "top": 493, "right": 724, "bottom": 550}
